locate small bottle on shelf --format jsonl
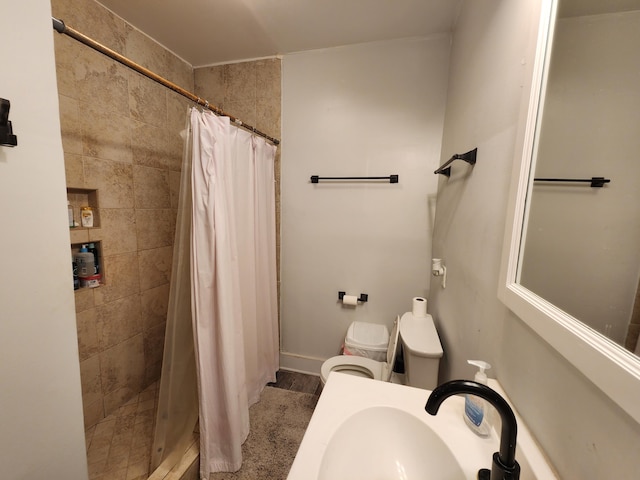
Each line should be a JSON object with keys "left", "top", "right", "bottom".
{"left": 68, "top": 201, "right": 74, "bottom": 228}
{"left": 80, "top": 206, "right": 94, "bottom": 227}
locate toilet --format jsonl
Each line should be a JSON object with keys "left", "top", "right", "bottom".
{"left": 320, "top": 316, "right": 400, "bottom": 386}
{"left": 320, "top": 311, "right": 443, "bottom": 389}
{"left": 399, "top": 311, "right": 443, "bottom": 390}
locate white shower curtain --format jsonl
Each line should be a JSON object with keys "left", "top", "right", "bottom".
{"left": 189, "top": 108, "right": 279, "bottom": 477}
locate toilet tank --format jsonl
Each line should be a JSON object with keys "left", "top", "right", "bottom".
{"left": 399, "top": 312, "right": 443, "bottom": 390}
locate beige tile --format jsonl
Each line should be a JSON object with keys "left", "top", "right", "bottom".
{"left": 103, "top": 386, "right": 139, "bottom": 418}
{"left": 168, "top": 170, "right": 183, "bottom": 209}
{"left": 126, "top": 460, "right": 149, "bottom": 480}
{"left": 114, "top": 413, "right": 137, "bottom": 435}
{"left": 141, "top": 284, "right": 169, "bottom": 330}
{"left": 128, "top": 72, "right": 167, "bottom": 128}
{"left": 104, "top": 454, "right": 129, "bottom": 473}
{"left": 96, "top": 294, "right": 143, "bottom": 350}
{"left": 95, "top": 209, "right": 138, "bottom": 256}
{"left": 225, "top": 62, "right": 257, "bottom": 105}
{"left": 83, "top": 398, "right": 105, "bottom": 431}
{"left": 194, "top": 66, "right": 226, "bottom": 108}
{"left": 165, "top": 52, "right": 194, "bottom": 92}
{"left": 138, "top": 246, "right": 173, "bottom": 291}
{"left": 256, "top": 96, "right": 281, "bottom": 139}
{"left": 143, "top": 322, "right": 166, "bottom": 376}
{"left": 112, "top": 429, "right": 134, "bottom": 448}
{"left": 165, "top": 128, "right": 185, "bottom": 172}
{"left": 132, "top": 420, "right": 153, "bottom": 445}
{"left": 75, "top": 286, "right": 96, "bottom": 313}
{"left": 224, "top": 99, "right": 256, "bottom": 128}
{"left": 100, "top": 334, "right": 145, "bottom": 396}
{"left": 70, "top": 226, "right": 91, "bottom": 245}
{"left": 133, "top": 406, "right": 155, "bottom": 429}
{"left": 166, "top": 91, "right": 191, "bottom": 135}
{"left": 52, "top": 0, "right": 127, "bottom": 56}
{"left": 84, "top": 157, "right": 134, "bottom": 209}
{"left": 117, "top": 402, "right": 139, "bottom": 417}
{"left": 129, "top": 442, "right": 152, "bottom": 465}
{"left": 94, "top": 253, "right": 141, "bottom": 305}
{"left": 58, "top": 95, "right": 84, "bottom": 155}
{"left": 131, "top": 121, "right": 182, "bottom": 171}
{"left": 80, "top": 355, "right": 103, "bottom": 408}
{"left": 74, "top": 48, "right": 130, "bottom": 117}
{"left": 54, "top": 35, "right": 83, "bottom": 99}
{"left": 124, "top": 25, "right": 169, "bottom": 83}
{"left": 87, "top": 440, "right": 110, "bottom": 466}
{"left": 93, "top": 418, "right": 116, "bottom": 440}
{"left": 135, "top": 209, "right": 176, "bottom": 250}
{"left": 100, "top": 467, "right": 128, "bottom": 480}
{"left": 133, "top": 165, "right": 171, "bottom": 209}
{"left": 81, "top": 102, "right": 133, "bottom": 164}
{"left": 256, "top": 58, "right": 282, "bottom": 99}
{"left": 77, "top": 307, "right": 101, "bottom": 361}
{"left": 65, "top": 152, "right": 85, "bottom": 187}
{"left": 137, "top": 398, "right": 155, "bottom": 414}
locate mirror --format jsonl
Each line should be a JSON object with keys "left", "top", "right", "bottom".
{"left": 518, "top": 0, "right": 640, "bottom": 354}
{"left": 499, "top": 0, "right": 640, "bottom": 425}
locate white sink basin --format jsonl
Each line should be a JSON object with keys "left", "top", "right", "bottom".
{"left": 288, "top": 372, "right": 558, "bottom": 480}
{"left": 318, "top": 406, "right": 464, "bottom": 479}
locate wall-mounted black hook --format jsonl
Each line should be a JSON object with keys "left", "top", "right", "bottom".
{"left": 434, "top": 148, "right": 477, "bottom": 177}
{"left": 0, "top": 98, "right": 17, "bottom": 147}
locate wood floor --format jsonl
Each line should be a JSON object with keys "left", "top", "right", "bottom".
{"left": 268, "top": 370, "right": 322, "bottom": 396}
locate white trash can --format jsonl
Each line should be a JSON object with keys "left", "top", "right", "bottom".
{"left": 342, "top": 321, "right": 390, "bottom": 362}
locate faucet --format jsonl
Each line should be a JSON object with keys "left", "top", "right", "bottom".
{"left": 425, "top": 380, "right": 520, "bottom": 480}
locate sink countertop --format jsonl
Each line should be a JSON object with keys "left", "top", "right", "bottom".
{"left": 288, "top": 372, "right": 558, "bottom": 480}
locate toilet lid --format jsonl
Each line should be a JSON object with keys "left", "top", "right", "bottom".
{"left": 399, "top": 312, "right": 443, "bottom": 358}
{"left": 386, "top": 315, "right": 401, "bottom": 368}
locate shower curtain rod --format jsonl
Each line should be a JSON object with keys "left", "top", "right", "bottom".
{"left": 51, "top": 17, "right": 280, "bottom": 146}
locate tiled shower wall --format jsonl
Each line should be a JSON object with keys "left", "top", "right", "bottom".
{"left": 51, "top": 0, "right": 281, "bottom": 429}
{"left": 52, "top": 0, "right": 192, "bottom": 428}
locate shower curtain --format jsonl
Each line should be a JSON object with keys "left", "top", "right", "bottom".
{"left": 189, "top": 108, "right": 279, "bottom": 477}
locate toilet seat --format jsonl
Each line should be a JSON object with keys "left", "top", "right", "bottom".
{"left": 320, "top": 315, "right": 400, "bottom": 385}
{"left": 320, "top": 355, "right": 383, "bottom": 383}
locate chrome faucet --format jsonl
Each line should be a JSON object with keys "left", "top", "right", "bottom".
{"left": 425, "top": 380, "right": 520, "bottom": 480}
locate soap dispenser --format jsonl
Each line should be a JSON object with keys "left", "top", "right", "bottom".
{"left": 464, "top": 360, "right": 491, "bottom": 437}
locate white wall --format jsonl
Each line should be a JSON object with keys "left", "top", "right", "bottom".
{"left": 280, "top": 37, "right": 450, "bottom": 371}
{"left": 432, "top": 1, "right": 640, "bottom": 478}
{"left": 520, "top": 11, "right": 640, "bottom": 343}
{"left": 0, "top": 2, "right": 88, "bottom": 478}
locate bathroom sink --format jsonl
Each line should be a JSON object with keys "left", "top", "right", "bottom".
{"left": 318, "top": 406, "right": 464, "bottom": 479}
{"left": 288, "top": 372, "right": 558, "bottom": 480}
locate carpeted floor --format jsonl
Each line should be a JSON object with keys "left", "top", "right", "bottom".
{"left": 209, "top": 385, "right": 319, "bottom": 480}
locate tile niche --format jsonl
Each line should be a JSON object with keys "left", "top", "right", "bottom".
{"left": 68, "top": 187, "right": 104, "bottom": 289}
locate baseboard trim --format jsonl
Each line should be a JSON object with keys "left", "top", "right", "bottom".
{"left": 279, "top": 352, "right": 323, "bottom": 376}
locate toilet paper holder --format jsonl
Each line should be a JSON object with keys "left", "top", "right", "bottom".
{"left": 338, "top": 291, "right": 368, "bottom": 303}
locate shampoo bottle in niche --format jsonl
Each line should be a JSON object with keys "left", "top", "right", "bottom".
{"left": 74, "top": 245, "right": 95, "bottom": 279}
{"left": 464, "top": 360, "right": 491, "bottom": 437}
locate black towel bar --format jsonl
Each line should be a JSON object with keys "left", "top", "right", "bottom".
{"left": 533, "top": 176, "right": 611, "bottom": 188}
{"left": 311, "top": 175, "right": 398, "bottom": 184}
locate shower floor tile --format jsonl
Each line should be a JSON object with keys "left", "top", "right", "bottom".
{"left": 85, "top": 382, "right": 159, "bottom": 480}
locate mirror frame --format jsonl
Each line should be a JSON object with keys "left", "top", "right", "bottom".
{"left": 498, "top": 0, "right": 640, "bottom": 424}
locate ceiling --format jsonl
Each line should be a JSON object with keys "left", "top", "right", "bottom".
{"left": 96, "top": 0, "right": 462, "bottom": 67}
